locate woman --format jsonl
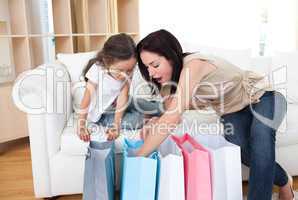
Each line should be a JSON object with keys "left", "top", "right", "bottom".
{"left": 135, "top": 29, "right": 294, "bottom": 200}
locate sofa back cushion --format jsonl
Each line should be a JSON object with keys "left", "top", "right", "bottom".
{"left": 57, "top": 51, "right": 97, "bottom": 113}
{"left": 57, "top": 51, "right": 152, "bottom": 113}
{"left": 57, "top": 51, "right": 97, "bottom": 83}
{"left": 182, "top": 42, "right": 252, "bottom": 70}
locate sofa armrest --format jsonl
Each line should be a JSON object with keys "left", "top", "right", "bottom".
{"left": 12, "top": 62, "right": 72, "bottom": 115}
{"left": 12, "top": 62, "right": 72, "bottom": 198}
{"left": 12, "top": 62, "right": 72, "bottom": 155}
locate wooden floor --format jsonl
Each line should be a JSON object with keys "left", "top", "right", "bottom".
{"left": 0, "top": 138, "right": 297, "bottom": 200}
{"left": 0, "top": 138, "right": 82, "bottom": 200}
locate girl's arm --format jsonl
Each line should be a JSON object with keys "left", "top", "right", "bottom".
{"left": 78, "top": 81, "right": 96, "bottom": 142}
{"left": 106, "top": 82, "right": 130, "bottom": 140}
{"left": 136, "top": 59, "right": 216, "bottom": 156}
{"left": 114, "top": 82, "right": 130, "bottom": 129}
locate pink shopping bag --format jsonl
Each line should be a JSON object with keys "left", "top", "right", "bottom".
{"left": 172, "top": 133, "right": 212, "bottom": 200}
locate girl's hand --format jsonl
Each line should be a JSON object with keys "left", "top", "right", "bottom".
{"left": 79, "top": 127, "right": 91, "bottom": 142}
{"left": 106, "top": 127, "right": 120, "bottom": 141}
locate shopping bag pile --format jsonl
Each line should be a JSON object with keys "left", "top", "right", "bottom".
{"left": 82, "top": 133, "right": 243, "bottom": 200}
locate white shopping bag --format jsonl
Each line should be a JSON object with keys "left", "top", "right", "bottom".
{"left": 194, "top": 134, "right": 243, "bottom": 200}
{"left": 158, "top": 137, "right": 185, "bottom": 200}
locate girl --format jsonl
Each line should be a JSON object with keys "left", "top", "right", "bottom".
{"left": 135, "top": 29, "right": 294, "bottom": 200}
{"left": 78, "top": 33, "right": 143, "bottom": 142}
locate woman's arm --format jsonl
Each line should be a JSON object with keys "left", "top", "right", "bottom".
{"left": 136, "top": 59, "right": 216, "bottom": 156}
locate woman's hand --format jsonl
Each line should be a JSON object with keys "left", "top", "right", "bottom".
{"left": 106, "top": 127, "right": 120, "bottom": 141}
{"left": 79, "top": 127, "right": 91, "bottom": 142}
{"left": 163, "top": 95, "right": 174, "bottom": 110}
{"left": 140, "top": 117, "right": 160, "bottom": 141}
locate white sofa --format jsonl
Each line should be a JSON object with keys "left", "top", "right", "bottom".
{"left": 12, "top": 49, "right": 298, "bottom": 198}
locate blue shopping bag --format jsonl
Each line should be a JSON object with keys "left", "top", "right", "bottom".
{"left": 121, "top": 139, "right": 159, "bottom": 200}
{"left": 83, "top": 141, "right": 115, "bottom": 200}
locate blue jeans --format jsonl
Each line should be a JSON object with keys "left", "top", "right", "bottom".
{"left": 221, "top": 91, "right": 288, "bottom": 200}
{"left": 96, "top": 98, "right": 163, "bottom": 130}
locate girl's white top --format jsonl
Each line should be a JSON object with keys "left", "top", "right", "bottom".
{"left": 85, "top": 63, "right": 125, "bottom": 122}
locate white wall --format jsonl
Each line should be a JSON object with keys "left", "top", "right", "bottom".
{"left": 140, "top": 0, "right": 259, "bottom": 50}
{"left": 139, "top": 0, "right": 298, "bottom": 53}
{"left": 296, "top": 1, "right": 298, "bottom": 50}
{"left": 267, "top": 0, "right": 298, "bottom": 52}
{"left": 0, "top": 0, "right": 9, "bottom": 21}
{"left": 0, "top": 0, "right": 14, "bottom": 83}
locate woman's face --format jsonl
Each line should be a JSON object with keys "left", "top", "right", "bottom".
{"left": 140, "top": 51, "right": 173, "bottom": 84}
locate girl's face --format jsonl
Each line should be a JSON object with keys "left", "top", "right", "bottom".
{"left": 140, "top": 51, "right": 173, "bottom": 84}
{"left": 108, "top": 57, "right": 137, "bottom": 81}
